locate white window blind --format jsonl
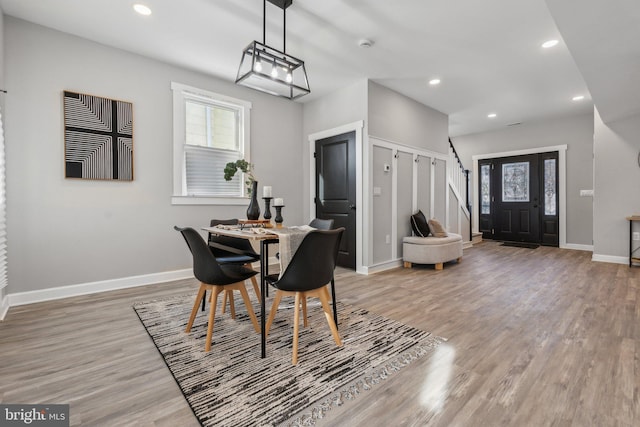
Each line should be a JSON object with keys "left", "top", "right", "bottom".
{"left": 171, "top": 82, "right": 251, "bottom": 205}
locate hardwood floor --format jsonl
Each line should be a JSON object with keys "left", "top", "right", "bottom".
{"left": 1, "top": 242, "right": 638, "bottom": 426}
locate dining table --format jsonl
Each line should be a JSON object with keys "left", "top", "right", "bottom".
{"left": 202, "top": 224, "right": 313, "bottom": 358}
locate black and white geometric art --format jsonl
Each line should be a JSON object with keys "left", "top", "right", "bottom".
{"left": 63, "top": 91, "right": 133, "bottom": 180}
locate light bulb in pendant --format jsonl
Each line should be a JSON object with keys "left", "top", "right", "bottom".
{"left": 271, "top": 64, "right": 278, "bottom": 78}
{"left": 286, "top": 71, "right": 293, "bottom": 83}
{"left": 254, "top": 58, "right": 262, "bottom": 72}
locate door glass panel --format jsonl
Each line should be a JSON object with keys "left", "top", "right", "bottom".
{"left": 502, "top": 162, "right": 529, "bottom": 202}
{"left": 481, "top": 164, "right": 491, "bottom": 214}
{"left": 544, "top": 159, "right": 557, "bottom": 215}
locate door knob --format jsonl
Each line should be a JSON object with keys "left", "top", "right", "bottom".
{"left": 349, "top": 204, "right": 356, "bottom": 210}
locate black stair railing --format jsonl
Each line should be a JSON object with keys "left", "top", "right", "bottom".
{"left": 448, "top": 138, "right": 472, "bottom": 241}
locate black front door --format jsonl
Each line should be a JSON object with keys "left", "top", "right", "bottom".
{"left": 479, "top": 152, "right": 559, "bottom": 246}
{"left": 315, "top": 132, "right": 356, "bottom": 269}
{"left": 494, "top": 154, "right": 540, "bottom": 243}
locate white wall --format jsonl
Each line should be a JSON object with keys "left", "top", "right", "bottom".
{"left": 452, "top": 113, "right": 594, "bottom": 246}
{"left": 4, "top": 18, "right": 303, "bottom": 293}
{"left": 593, "top": 108, "right": 640, "bottom": 261}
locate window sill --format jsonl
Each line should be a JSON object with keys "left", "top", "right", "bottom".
{"left": 171, "top": 196, "right": 250, "bottom": 206}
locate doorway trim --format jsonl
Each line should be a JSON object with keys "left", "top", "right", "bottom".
{"left": 472, "top": 144, "right": 568, "bottom": 248}
{"left": 308, "top": 120, "right": 365, "bottom": 274}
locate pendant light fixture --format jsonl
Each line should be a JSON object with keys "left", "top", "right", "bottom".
{"left": 235, "top": 0, "right": 310, "bottom": 100}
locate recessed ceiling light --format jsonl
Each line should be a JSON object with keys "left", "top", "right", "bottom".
{"left": 358, "top": 39, "right": 374, "bottom": 48}
{"left": 542, "top": 39, "right": 559, "bottom": 48}
{"left": 429, "top": 79, "right": 441, "bottom": 86}
{"left": 572, "top": 95, "right": 585, "bottom": 101}
{"left": 487, "top": 113, "right": 497, "bottom": 118}
{"left": 133, "top": 4, "right": 152, "bottom": 16}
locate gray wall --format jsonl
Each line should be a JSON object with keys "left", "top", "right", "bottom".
{"left": 452, "top": 113, "right": 594, "bottom": 246}
{"left": 301, "top": 79, "right": 368, "bottom": 222}
{"left": 4, "top": 18, "right": 303, "bottom": 293}
{"left": 0, "top": 9, "right": 5, "bottom": 303}
{"left": 593, "top": 108, "right": 640, "bottom": 259}
{"left": 372, "top": 146, "right": 393, "bottom": 264}
{"left": 368, "top": 81, "right": 448, "bottom": 154}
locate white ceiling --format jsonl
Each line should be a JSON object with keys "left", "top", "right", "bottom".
{"left": 0, "top": 0, "right": 636, "bottom": 136}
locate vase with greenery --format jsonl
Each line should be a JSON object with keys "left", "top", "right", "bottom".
{"left": 224, "top": 159, "right": 260, "bottom": 220}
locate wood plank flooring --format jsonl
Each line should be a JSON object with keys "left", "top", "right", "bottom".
{"left": 1, "top": 242, "right": 638, "bottom": 426}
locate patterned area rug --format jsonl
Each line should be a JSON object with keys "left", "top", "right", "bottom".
{"left": 133, "top": 294, "right": 444, "bottom": 426}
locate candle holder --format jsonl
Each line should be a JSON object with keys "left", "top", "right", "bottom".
{"left": 274, "top": 205, "right": 284, "bottom": 226}
{"left": 262, "top": 197, "right": 273, "bottom": 220}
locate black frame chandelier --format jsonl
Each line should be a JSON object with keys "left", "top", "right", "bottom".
{"left": 235, "top": 0, "right": 310, "bottom": 100}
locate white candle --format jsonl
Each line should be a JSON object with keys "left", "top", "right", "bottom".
{"left": 273, "top": 197, "right": 284, "bottom": 206}
{"left": 263, "top": 186, "right": 272, "bottom": 198}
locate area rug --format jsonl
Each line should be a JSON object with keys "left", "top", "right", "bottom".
{"left": 501, "top": 241, "right": 540, "bottom": 249}
{"left": 133, "top": 294, "right": 444, "bottom": 426}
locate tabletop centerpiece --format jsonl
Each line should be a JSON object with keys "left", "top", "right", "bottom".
{"left": 224, "top": 159, "right": 260, "bottom": 220}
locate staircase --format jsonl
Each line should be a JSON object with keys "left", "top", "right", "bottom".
{"left": 447, "top": 139, "right": 472, "bottom": 244}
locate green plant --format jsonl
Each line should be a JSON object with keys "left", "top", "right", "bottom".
{"left": 223, "top": 159, "right": 256, "bottom": 195}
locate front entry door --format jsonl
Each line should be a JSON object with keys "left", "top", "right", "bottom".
{"left": 494, "top": 154, "right": 540, "bottom": 242}
{"left": 479, "top": 152, "right": 559, "bottom": 246}
{"left": 315, "top": 131, "right": 356, "bottom": 269}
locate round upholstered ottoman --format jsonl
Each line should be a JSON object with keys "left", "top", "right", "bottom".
{"left": 402, "top": 233, "right": 463, "bottom": 270}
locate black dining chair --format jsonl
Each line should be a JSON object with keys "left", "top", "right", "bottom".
{"left": 271, "top": 217, "right": 340, "bottom": 326}
{"left": 265, "top": 228, "right": 345, "bottom": 364}
{"left": 208, "top": 219, "right": 261, "bottom": 315}
{"left": 308, "top": 218, "right": 334, "bottom": 230}
{"left": 175, "top": 226, "right": 260, "bottom": 352}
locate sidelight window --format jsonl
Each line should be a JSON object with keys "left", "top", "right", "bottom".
{"left": 544, "top": 159, "right": 557, "bottom": 215}
{"left": 481, "top": 164, "right": 491, "bottom": 214}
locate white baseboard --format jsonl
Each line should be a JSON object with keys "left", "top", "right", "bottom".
{"left": 591, "top": 254, "right": 629, "bottom": 265}
{"left": 0, "top": 293, "right": 9, "bottom": 321}
{"left": 562, "top": 243, "right": 594, "bottom": 252}
{"left": 362, "top": 259, "right": 403, "bottom": 275}
{"left": 6, "top": 268, "right": 194, "bottom": 309}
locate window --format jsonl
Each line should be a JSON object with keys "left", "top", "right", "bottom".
{"left": 501, "top": 161, "right": 529, "bottom": 202}
{"left": 480, "top": 164, "right": 491, "bottom": 214}
{"left": 544, "top": 158, "right": 557, "bottom": 215}
{"left": 171, "top": 82, "right": 251, "bottom": 205}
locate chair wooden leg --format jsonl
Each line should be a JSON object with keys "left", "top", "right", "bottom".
{"left": 205, "top": 286, "right": 223, "bottom": 352}
{"left": 317, "top": 287, "right": 342, "bottom": 347}
{"left": 293, "top": 292, "right": 301, "bottom": 365}
{"left": 221, "top": 290, "right": 228, "bottom": 314}
{"left": 237, "top": 284, "right": 260, "bottom": 333}
{"left": 457, "top": 257, "right": 462, "bottom": 263}
{"left": 249, "top": 273, "right": 261, "bottom": 303}
{"left": 404, "top": 261, "right": 412, "bottom": 268}
{"left": 301, "top": 296, "right": 308, "bottom": 328}
{"left": 435, "top": 263, "right": 444, "bottom": 270}
{"left": 227, "top": 290, "right": 236, "bottom": 319}
{"left": 186, "top": 284, "right": 206, "bottom": 333}
{"left": 265, "top": 291, "right": 283, "bottom": 336}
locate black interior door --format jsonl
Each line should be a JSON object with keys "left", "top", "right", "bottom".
{"left": 315, "top": 132, "right": 356, "bottom": 269}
